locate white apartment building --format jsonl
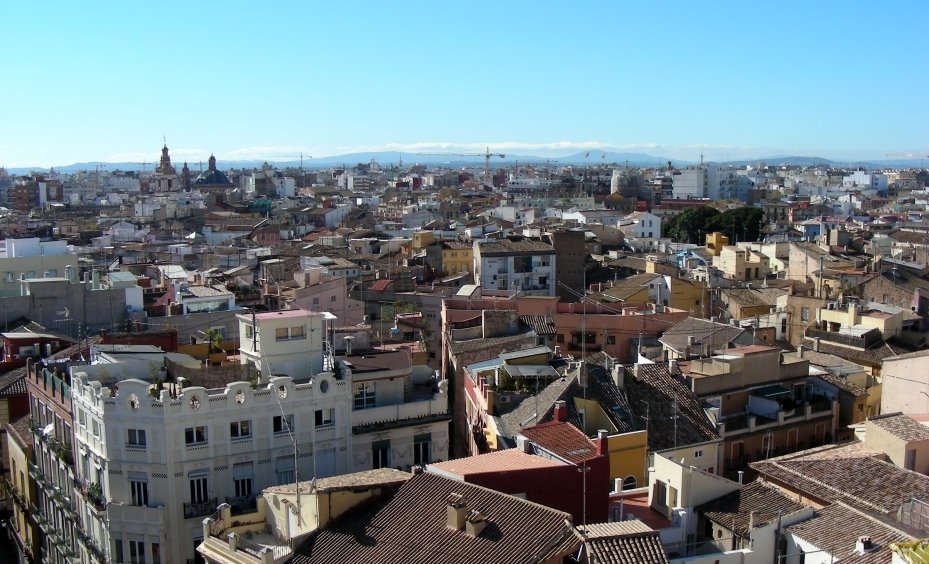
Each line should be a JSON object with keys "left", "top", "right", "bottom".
{"left": 843, "top": 170, "right": 888, "bottom": 194}
{"left": 473, "top": 238, "right": 557, "bottom": 296}
{"left": 69, "top": 367, "right": 351, "bottom": 564}
{"left": 672, "top": 167, "right": 706, "bottom": 199}
{"left": 238, "top": 310, "right": 327, "bottom": 381}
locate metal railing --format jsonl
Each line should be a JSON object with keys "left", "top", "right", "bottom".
{"left": 226, "top": 494, "right": 258, "bottom": 516}
{"left": 184, "top": 497, "right": 218, "bottom": 519}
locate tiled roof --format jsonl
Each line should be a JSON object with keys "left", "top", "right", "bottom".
{"left": 5, "top": 415, "right": 33, "bottom": 449}
{"left": 0, "top": 367, "right": 28, "bottom": 397}
{"left": 519, "top": 314, "right": 556, "bottom": 335}
{"left": 290, "top": 471, "right": 579, "bottom": 564}
{"left": 368, "top": 279, "right": 393, "bottom": 292}
{"left": 803, "top": 338, "right": 904, "bottom": 367}
{"left": 697, "top": 481, "right": 807, "bottom": 536}
{"left": 622, "top": 363, "right": 720, "bottom": 451}
{"left": 588, "top": 273, "right": 660, "bottom": 302}
{"left": 751, "top": 446, "right": 929, "bottom": 517}
{"left": 660, "top": 317, "right": 747, "bottom": 353}
{"left": 786, "top": 503, "right": 915, "bottom": 564}
{"left": 497, "top": 374, "right": 575, "bottom": 437}
{"left": 478, "top": 238, "right": 555, "bottom": 255}
{"left": 582, "top": 521, "right": 669, "bottom": 564}
{"left": 519, "top": 420, "right": 599, "bottom": 464}
{"left": 813, "top": 369, "right": 867, "bottom": 396}
{"left": 264, "top": 468, "right": 410, "bottom": 495}
{"left": 867, "top": 412, "right": 929, "bottom": 443}
{"left": 183, "top": 284, "right": 232, "bottom": 297}
{"left": 447, "top": 331, "right": 537, "bottom": 355}
{"left": 557, "top": 361, "right": 637, "bottom": 435}
{"left": 721, "top": 288, "right": 786, "bottom": 309}
{"left": 429, "top": 449, "right": 563, "bottom": 477}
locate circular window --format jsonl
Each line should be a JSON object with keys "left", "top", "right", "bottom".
{"left": 128, "top": 394, "right": 139, "bottom": 410}
{"left": 190, "top": 395, "right": 201, "bottom": 410}
{"left": 319, "top": 379, "right": 329, "bottom": 394}
{"left": 278, "top": 385, "right": 288, "bottom": 399}
{"left": 235, "top": 390, "right": 245, "bottom": 404}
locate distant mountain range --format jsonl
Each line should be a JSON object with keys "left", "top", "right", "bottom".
{"left": 7, "top": 151, "right": 927, "bottom": 175}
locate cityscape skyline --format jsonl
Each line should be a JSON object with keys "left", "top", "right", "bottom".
{"left": 2, "top": 1, "right": 927, "bottom": 168}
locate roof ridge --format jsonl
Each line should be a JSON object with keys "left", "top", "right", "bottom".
{"left": 764, "top": 459, "right": 896, "bottom": 515}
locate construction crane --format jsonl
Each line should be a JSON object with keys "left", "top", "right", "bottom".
{"left": 414, "top": 147, "right": 505, "bottom": 182}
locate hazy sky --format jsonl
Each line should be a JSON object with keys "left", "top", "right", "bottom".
{"left": 2, "top": 1, "right": 927, "bottom": 168}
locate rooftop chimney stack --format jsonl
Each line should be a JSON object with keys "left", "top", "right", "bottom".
{"left": 596, "top": 429, "right": 609, "bottom": 456}
{"left": 553, "top": 400, "right": 568, "bottom": 423}
{"left": 612, "top": 365, "right": 625, "bottom": 389}
{"left": 797, "top": 344, "right": 804, "bottom": 359}
{"left": 813, "top": 337, "right": 820, "bottom": 352}
{"left": 446, "top": 494, "right": 468, "bottom": 531}
{"left": 856, "top": 536, "right": 875, "bottom": 555}
{"left": 464, "top": 509, "right": 488, "bottom": 537}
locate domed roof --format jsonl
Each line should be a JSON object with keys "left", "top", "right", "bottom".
{"left": 194, "top": 154, "right": 232, "bottom": 186}
{"left": 194, "top": 169, "right": 232, "bottom": 186}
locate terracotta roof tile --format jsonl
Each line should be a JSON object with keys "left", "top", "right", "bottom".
{"left": 867, "top": 413, "right": 929, "bottom": 443}
{"left": 697, "top": 481, "right": 807, "bottom": 536}
{"left": 583, "top": 521, "right": 669, "bottom": 564}
{"left": 290, "top": 471, "right": 579, "bottom": 564}
{"left": 519, "top": 420, "right": 599, "bottom": 464}
{"left": 429, "top": 449, "right": 563, "bottom": 477}
{"left": 786, "top": 503, "right": 915, "bottom": 563}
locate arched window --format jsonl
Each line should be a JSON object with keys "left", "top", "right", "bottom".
{"left": 622, "top": 476, "right": 637, "bottom": 490}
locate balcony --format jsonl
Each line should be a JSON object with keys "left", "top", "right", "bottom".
{"left": 351, "top": 396, "right": 448, "bottom": 432}
{"left": 74, "top": 525, "right": 108, "bottom": 563}
{"left": 226, "top": 494, "right": 258, "bottom": 516}
{"left": 73, "top": 478, "right": 107, "bottom": 512}
{"left": 184, "top": 497, "right": 219, "bottom": 519}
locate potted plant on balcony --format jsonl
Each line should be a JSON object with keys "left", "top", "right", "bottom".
{"left": 204, "top": 328, "right": 227, "bottom": 365}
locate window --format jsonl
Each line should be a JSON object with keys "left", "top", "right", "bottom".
{"left": 606, "top": 335, "right": 616, "bottom": 345}
{"left": 151, "top": 543, "right": 161, "bottom": 564}
{"left": 372, "top": 440, "right": 391, "bottom": 469}
{"left": 353, "top": 382, "right": 376, "bottom": 410}
{"left": 800, "top": 307, "right": 809, "bottom": 322}
{"left": 233, "top": 462, "right": 254, "bottom": 497}
{"left": 92, "top": 419, "right": 100, "bottom": 437}
{"left": 273, "top": 414, "right": 294, "bottom": 435}
{"left": 127, "top": 429, "right": 146, "bottom": 448}
{"left": 622, "top": 476, "right": 637, "bottom": 490}
{"left": 129, "top": 475, "right": 149, "bottom": 507}
{"left": 189, "top": 475, "right": 209, "bottom": 503}
{"left": 244, "top": 325, "right": 254, "bottom": 339}
{"left": 115, "top": 540, "right": 124, "bottom": 563}
{"left": 275, "top": 456, "right": 295, "bottom": 485}
{"left": 275, "top": 326, "right": 306, "bottom": 341}
{"left": 230, "top": 420, "right": 251, "bottom": 439}
{"left": 414, "top": 434, "right": 431, "bottom": 465}
{"left": 694, "top": 449, "right": 704, "bottom": 459}
{"left": 314, "top": 409, "right": 335, "bottom": 428}
{"left": 129, "top": 539, "right": 146, "bottom": 563}
{"left": 185, "top": 426, "right": 207, "bottom": 445}
{"left": 3, "top": 272, "right": 12, "bottom": 283}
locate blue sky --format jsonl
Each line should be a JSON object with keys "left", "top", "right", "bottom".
{"left": 2, "top": 1, "right": 927, "bottom": 168}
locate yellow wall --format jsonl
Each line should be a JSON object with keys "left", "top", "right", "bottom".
{"left": 442, "top": 247, "right": 474, "bottom": 275}
{"left": 412, "top": 231, "right": 436, "bottom": 250}
{"left": 505, "top": 352, "right": 551, "bottom": 366}
{"left": 706, "top": 232, "right": 729, "bottom": 256}
{"left": 607, "top": 430, "right": 648, "bottom": 488}
{"left": 573, "top": 397, "right": 617, "bottom": 435}
{"left": 669, "top": 278, "right": 706, "bottom": 313}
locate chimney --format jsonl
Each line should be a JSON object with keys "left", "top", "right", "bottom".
{"left": 796, "top": 344, "right": 804, "bottom": 359}
{"left": 612, "top": 365, "right": 625, "bottom": 389}
{"left": 516, "top": 435, "right": 532, "bottom": 453}
{"left": 446, "top": 494, "right": 468, "bottom": 531}
{"left": 634, "top": 363, "right": 642, "bottom": 379}
{"left": 464, "top": 509, "right": 488, "bottom": 537}
{"left": 668, "top": 359, "right": 679, "bottom": 375}
{"left": 596, "top": 429, "right": 609, "bottom": 456}
{"left": 748, "top": 510, "right": 757, "bottom": 531}
{"left": 344, "top": 335, "right": 355, "bottom": 356}
{"left": 553, "top": 400, "right": 568, "bottom": 422}
{"left": 856, "top": 536, "right": 875, "bottom": 555}
{"left": 813, "top": 337, "right": 820, "bottom": 352}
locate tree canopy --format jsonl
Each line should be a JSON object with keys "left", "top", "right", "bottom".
{"left": 664, "top": 206, "right": 765, "bottom": 244}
